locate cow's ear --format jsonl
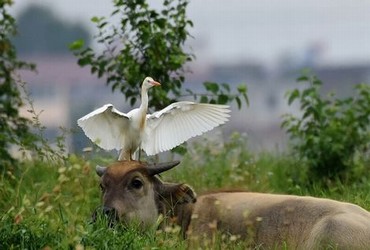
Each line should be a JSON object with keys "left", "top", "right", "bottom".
{"left": 160, "top": 182, "right": 197, "bottom": 204}
{"left": 175, "top": 183, "right": 197, "bottom": 204}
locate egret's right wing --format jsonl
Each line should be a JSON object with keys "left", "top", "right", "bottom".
{"left": 142, "top": 102, "right": 230, "bottom": 155}
{"left": 77, "top": 104, "right": 130, "bottom": 150}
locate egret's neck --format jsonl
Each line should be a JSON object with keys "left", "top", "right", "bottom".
{"left": 140, "top": 86, "right": 149, "bottom": 114}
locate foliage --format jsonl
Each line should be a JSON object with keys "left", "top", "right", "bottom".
{"left": 70, "top": 0, "right": 248, "bottom": 110}
{"left": 188, "top": 81, "right": 249, "bottom": 109}
{"left": 0, "top": 1, "right": 68, "bottom": 172}
{"left": 0, "top": 1, "right": 38, "bottom": 171}
{"left": 168, "top": 132, "right": 305, "bottom": 194}
{"left": 282, "top": 73, "right": 370, "bottom": 184}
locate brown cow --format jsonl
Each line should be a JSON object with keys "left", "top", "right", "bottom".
{"left": 95, "top": 160, "right": 370, "bottom": 249}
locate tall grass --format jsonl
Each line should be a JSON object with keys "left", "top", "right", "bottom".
{"left": 1, "top": 133, "right": 370, "bottom": 249}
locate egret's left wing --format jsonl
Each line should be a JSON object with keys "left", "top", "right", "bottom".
{"left": 142, "top": 101, "right": 230, "bottom": 155}
{"left": 77, "top": 104, "right": 131, "bottom": 150}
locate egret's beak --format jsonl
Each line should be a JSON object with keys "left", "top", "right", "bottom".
{"left": 151, "top": 80, "right": 161, "bottom": 87}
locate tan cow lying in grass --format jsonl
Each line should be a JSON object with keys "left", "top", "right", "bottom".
{"left": 95, "top": 160, "right": 370, "bottom": 249}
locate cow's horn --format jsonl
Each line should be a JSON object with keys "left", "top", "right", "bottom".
{"left": 96, "top": 165, "right": 107, "bottom": 177}
{"left": 146, "top": 161, "right": 180, "bottom": 176}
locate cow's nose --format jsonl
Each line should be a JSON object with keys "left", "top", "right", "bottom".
{"left": 102, "top": 206, "right": 118, "bottom": 227}
{"left": 103, "top": 206, "right": 116, "bottom": 217}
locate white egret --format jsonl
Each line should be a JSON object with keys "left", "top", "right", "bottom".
{"left": 78, "top": 77, "right": 230, "bottom": 160}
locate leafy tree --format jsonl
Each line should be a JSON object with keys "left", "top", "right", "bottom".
{"left": 70, "top": 0, "right": 248, "bottom": 111}
{"left": 282, "top": 72, "right": 370, "bottom": 184}
{"left": 0, "top": 0, "right": 38, "bottom": 170}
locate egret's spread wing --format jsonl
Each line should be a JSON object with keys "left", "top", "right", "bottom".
{"left": 77, "top": 104, "right": 130, "bottom": 150}
{"left": 142, "top": 101, "right": 230, "bottom": 155}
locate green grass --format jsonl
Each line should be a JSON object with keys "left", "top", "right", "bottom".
{"left": 1, "top": 133, "right": 370, "bottom": 249}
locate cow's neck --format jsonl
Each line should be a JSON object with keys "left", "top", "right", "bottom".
{"left": 157, "top": 199, "right": 194, "bottom": 238}
{"left": 173, "top": 203, "right": 194, "bottom": 238}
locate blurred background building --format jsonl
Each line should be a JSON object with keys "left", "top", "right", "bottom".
{"left": 9, "top": 0, "right": 370, "bottom": 154}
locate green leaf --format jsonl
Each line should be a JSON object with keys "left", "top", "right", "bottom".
{"left": 171, "top": 144, "right": 187, "bottom": 155}
{"left": 77, "top": 57, "right": 91, "bottom": 66}
{"left": 91, "top": 16, "right": 103, "bottom": 23}
{"left": 235, "top": 96, "right": 241, "bottom": 109}
{"left": 98, "top": 22, "right": 108, "bottom": 29}
{"left": 69, "top": 39, "right": 84, "bottom": 50}
{"left": 204, "top": 82, "right": 219, "bottom": 94}
{"left": 217, "top": 94, "right": 229, "bottom": 104}
{"left": 221, "top": 83, "right": 231, "bottom": 92}
{"left": 288, "top": 89, "right": 300, "bottom": 105}
{"left": 243, "top": 92, "right": 249, "bottom": 107}
{"left": 130, "top": 97, "right": 137, "bottom": 107}
{"left": 237, "top": 84, "right": 247, "bottom": 94}
{"left": 296, "top": 75, "right": 309, "bottom": 82}
{"left": 154, "top": 18, "right": 166, "bottom": 29}
{"left": 200, "top": 96, "right": 208, "bottom": 103}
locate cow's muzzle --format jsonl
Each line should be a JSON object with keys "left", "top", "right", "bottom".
{"left": 91, "top": 206, "right": 119, "bottom": 227}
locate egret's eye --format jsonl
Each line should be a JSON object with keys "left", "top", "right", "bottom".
{"left": 131, "top": 178, "right": 143, "bottom": 189}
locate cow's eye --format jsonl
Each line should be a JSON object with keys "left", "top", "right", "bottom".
{"left": 131, "top": 178, "right": 143, "bottom": 189}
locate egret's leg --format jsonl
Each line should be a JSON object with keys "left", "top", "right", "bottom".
{"left": 118, "top": 150, "right": 124, "bottom": 161}
{"left": 118, "top": 149, "right": 130, "bottom": 161}
{"left": 129, "top": 150, "right": 139, "bottom": 161}
{"left": 129, "top": 149, "right": 133, "bottom": 161}
{"left": 138, "top": 148, "right": 142, "bottom": 161}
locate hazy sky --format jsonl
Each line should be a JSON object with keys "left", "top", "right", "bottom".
{"left": 10, "top": 0, "right": 370, "bottom": 65}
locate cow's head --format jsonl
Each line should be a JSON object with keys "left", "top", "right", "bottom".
{"left": 95, "top": 160, "right": 196, "bottom": 228}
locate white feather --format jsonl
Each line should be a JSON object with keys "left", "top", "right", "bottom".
{"left": 142, "top": 102, "right": 230, "bottom": 156}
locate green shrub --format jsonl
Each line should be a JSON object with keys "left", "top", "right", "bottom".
{"left": 0, "top": 1, "right": 39, "bottom": 171}
{"left": 282, "top": 73, "right": 370, "bottom": 184}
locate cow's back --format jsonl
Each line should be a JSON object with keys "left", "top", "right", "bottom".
{"left": 187, "top": 192, "right": 370, "bottom": 249}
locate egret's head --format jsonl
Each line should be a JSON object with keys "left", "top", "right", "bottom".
{"left": 142, "top": 77, "right": 161, "bottom": 90}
